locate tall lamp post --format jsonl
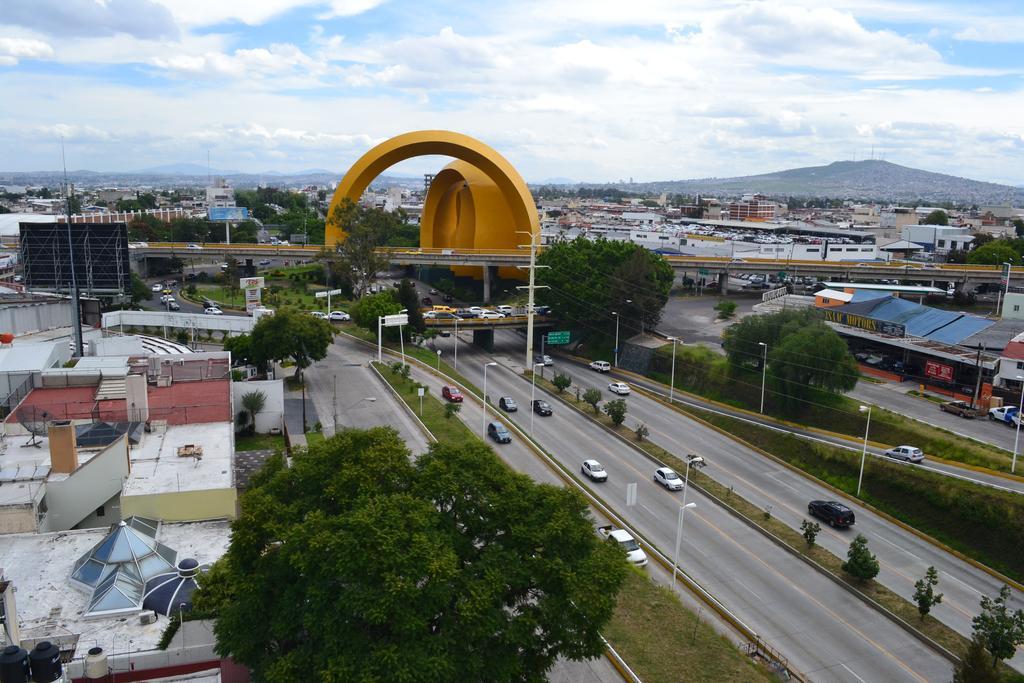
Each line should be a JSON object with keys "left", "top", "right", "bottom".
{"left": 398, "top": 309, "right": 408, "bottom": 366}
{"left": 667, "top": 336, "right": 679, "bottom": 403}
{"left": 673, "top": 453, "right": 704, "bottom": 587}
{"left": 435, "top": 349, "right": 442, "bottom": 371}
{"left": 612, "top": 312, "right": 620, "bottom": 368}
{"left": 453, "top": 317, "right": 459, "bottom": 370}
{"left": 530, "top": 362, "right": 544, "bottom": 434}
{"left": 1002, "top": 262, "right": 1013, "bottom": 317}
{"left": 482, "top": 361, "right": 497, "bottom": 438}
{"left": 1013, "top": 375, "right": 1024, "bottom": 473}
{"left": 758, "top": 342, "right": 768, "bottom": 414}
{"left": 857, "top": 404, "right": 871, "bottom": 496}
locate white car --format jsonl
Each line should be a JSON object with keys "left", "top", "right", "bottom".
{"left": 160, "top": 295, "right": 176, "bottom": 304}
{"left": 479, "top": 311, "right": 504, "bottom": 319}
{"left": 467, "top": 306, "right": 485, "bottom": 315}
{"left": 581, "top": 459, "right": 608, "bottom": 482}
{"left": 310, "top": 311, "right": 328, "bottom": 319}
{"left": 423, "top": 310, "right": 438, "bottom": 319}
{"left": 535, "top": 354, "right": 553, "bottom": 366}
{"left": 654, "top": 467, "right": 684, "bottom": 491}
{"left": 598, "top": 526, "right": 647, "bottom": 567}
{"left": 204, "top": 307, "right": 223, "bottom": 315}
{"left": 151, "top": 283, "right": 163, "bottom": 292}
{"left": 608, "top": 382, "right": 631, "bottom": 396}
{"left": 884, "top": 445, "right": 924, "bottom": 463}
{"left": 495, "top": 305, "right": 514, "bottom": 315}
{"left": 589, "top": 360, "right": 611, "bottom": 373}
{"left": 186, "top": 243, "right": 202, "bottom": 250}
{"left": 328, "top": 311, "right": 351, "bottom": 321}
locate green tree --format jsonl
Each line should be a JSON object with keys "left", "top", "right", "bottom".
{"left": 967, "top": 240, "right": 1020, "bottom": 266}
{"left": 972, "top": 584, "right": 1024, "bottom": 666}
{"left": 923, "top": 209, "right": 948, "bottom": 225}
{"left": 552, "top": 373, "right": 572, "bottom": 393}
{"left": 769, "top": 321, "right": 859, "bottom": 413}
{"left": 193, "top": 430, "right": 627, "bottom": 681}
{"left": 537, "top": 236, "right": 673, "bottom": 335}
{"left": 240, "top": 390, "right": 267, "bottom": 435}
{"left": 250, "top": 308, "right": 333, "bottom": 380}
{"left": 398, "top": 279, "right": 426, "bottom": 333}
{"left": 603, "top": 398, "right": 627, "bottom": 427}
{"left": 349, "top": 291, "right": 403, "bottom": 334}
{"left": 129, "top": 273, "right": 152, "bottom": 305}
{"left": 912, "top": 566, "right": 943, "bottom": 621}
{"left": 952, "top": 635, "right": 1001, "bottom": 683}
{"left": 583, "top": 388, "right": 602, "bottom": 413}
{"left": 714, "top": 300, "right": 737, "bottom": 319}
{"left": 722, "top": 308, "right": 819, "bottom": 372}
{"left": 330, "top": 200, "right": 406, "bottom": 296}
{"left": 800, "top": 519, "right": 821, "bottom": 548}
{"left": 842, "top": 534, "right": 879, "bottom": 582}
{"left": 444, "top": 402, "right": 460, "bottom": 419}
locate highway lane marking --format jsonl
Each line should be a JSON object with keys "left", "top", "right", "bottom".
{"left": 840, "top": 662, "right": 867, "bottom": 683}
{"left": 733, "top": 576, "right": 764, "bottom": 602}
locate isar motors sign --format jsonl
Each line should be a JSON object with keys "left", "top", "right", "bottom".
{"left": 821, "top": 309, "right": 906, "bottom": 337}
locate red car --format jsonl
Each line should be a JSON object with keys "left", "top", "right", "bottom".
{"left": 442, "top": 386, "right": 463, "bottom": 403}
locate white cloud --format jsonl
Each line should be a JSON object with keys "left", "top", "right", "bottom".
{"left": 0, "top": 37, "right": 53, "bottom": 66}
{"left": 955, "top": 18, "right": 1024, "bottom": 43}
{"left": 3, "top": 0, "right": 178, "bottom": 40}
{"left": 154, "top": 0, "right": 384, "bottom": 27}
{"left": 151, "top": 43, "right": 323, "bottom": 80}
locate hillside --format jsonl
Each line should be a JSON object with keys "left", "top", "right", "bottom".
{"left": 595, "top": 160, "right": 1024, "bottom": 205}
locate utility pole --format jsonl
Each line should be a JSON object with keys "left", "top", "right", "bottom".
{"left": 971, "top": 344, "right": 985, "bottom": 410}
{"left": 61, "top": 137, "right": 84, "bottom": 358}
{"left": 516, "top": 229, "right": 548, "bottom": 370}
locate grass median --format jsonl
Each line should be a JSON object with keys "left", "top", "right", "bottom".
{"left": 375, "top": 362, "right": 775, "bottom": 682}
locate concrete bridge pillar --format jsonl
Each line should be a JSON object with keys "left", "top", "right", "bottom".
{"left": 719, "top": 271, "right": 730, "bottom": 295}
{"left": 482, "top": 266, "right": 492, "bottom": 303}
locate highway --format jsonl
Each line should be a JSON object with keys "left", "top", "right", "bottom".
{"left": 475, "top": 331, "right": 1021, "bottom": 674}
{"left": 433, "top": 334, "right": 953, "bottom": 681}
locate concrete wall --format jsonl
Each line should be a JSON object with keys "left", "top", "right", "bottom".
{"left": 40, "top": 436, "right": 130, "bottom": 532}
{"left": 0, "top": 300, "right": 74, "bottom": 336}
{"left": 120, "top": 487, "right": 237, "bottom": 522}
{"left": 0, "top": 504, "right": 36, "bottom": 534}
{"left": 103, "top": 310, "right": 256, "bottom": 334}
{"left": 231, "top": 379, "right": 284, "bottom": 433}
{"left": 1003, "top": 293, "right": 1024, "bottom": 321}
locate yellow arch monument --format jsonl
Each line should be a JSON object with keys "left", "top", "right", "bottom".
{"left": 325, "top": 130, "right": 539, "bottom": 266}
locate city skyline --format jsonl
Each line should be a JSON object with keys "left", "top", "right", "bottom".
{"left": 1, "top": 0, "right": 1022, "bottom": 185}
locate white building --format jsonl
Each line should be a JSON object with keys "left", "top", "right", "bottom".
{"left": 901, "top": 224, "right": 974, "bottom": 255}
{"left": 205, "top": 178, "right": 235, "bottom": 208}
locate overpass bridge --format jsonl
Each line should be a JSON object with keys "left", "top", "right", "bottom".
{"left": 130, "top": 243, "right": 1008, "bottom": 298}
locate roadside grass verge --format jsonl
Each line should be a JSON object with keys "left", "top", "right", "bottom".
{"left": 342, "top": 327, "right": 481, "bottom": 394}
{"left": 377, "top": 361, "right": 774, "bottom": 682}
{"left": 644, "top": 343, "right": 1016, "bottom": 474}
{"left": 304, "top": 432, "right": 325, "bottom": 447}
{"left": 234, "top": 433, "right": 286, "bottom": 452}
{"left": 603, "top": 570, "right": 773, "bottom": 683}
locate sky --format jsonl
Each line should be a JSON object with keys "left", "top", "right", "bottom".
{"left": 1, "top": 0, "right": 1022, "bottom": 185}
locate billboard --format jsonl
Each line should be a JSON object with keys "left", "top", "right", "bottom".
{"left": 924, "top": 360, "right": 954, "bottom": 382}
{"left": 821, "top": 308, "right": 906, "bottom": 337}
{"left": 208, "top": 207, "right": 249, "bottom": 221}
{"left": 19, "top": 222, "right": 130, "bottom": 295}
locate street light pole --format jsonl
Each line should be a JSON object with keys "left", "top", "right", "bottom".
{"left": 758, "top": 342, "right": 768, "bottom": 414}
{"left": 857, "top": 404, "right": 871, "bottom": 496}
{"left": 398, "top": 309, "right": 407, "bottom": 367}
{"left": 667, "top": 336, "right": 679, "bottom": 403}
{"left": 1013, "top": 375, "right": 1024, "bottom": 474}
{"left": 453, "top": 317, "right": 459, "bottom": 370}
{"left": 672, "top": 502, "right": 698, "bottom": 588}
{"left": 613, "top": 312, "right": 620, "bottom": 368}
{"left": 482, "top": 361, "right": 497, "bottom": 438}
{"left": 1003, "top": 262, "right": 1013, "bottom": 317}
{"left": 530, "top": 362, "right": 544, "bottom": 434}
{"left": 436, "top": 349, "right": 441, "bottom": 371}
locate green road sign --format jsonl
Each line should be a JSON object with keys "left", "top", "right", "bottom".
{"left": 698, "top": 268, "right": 709, "bottom": 277}
{"left": 546, "top": 330, "right": 571, "bottom": 345}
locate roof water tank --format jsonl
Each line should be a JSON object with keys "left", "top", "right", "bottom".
{"left": 0, "top": 645, "right": 30, "bottom": 683}
{"left": 27, "top": 642, "right": 60, "bottom": 683}
{"left": 83, "top": 647, "right": 107, "bottom": 680}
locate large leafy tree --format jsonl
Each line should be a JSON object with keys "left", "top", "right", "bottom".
{"left": 194, "top": 429, "right": 627, "bottom": 681}
{"left": 129, "top": 273, "right": 152, "bottom": 305}
{"left": 922, "top": 209, "right": 948, "bottom": 225}
{"left": 972, "top": 584, "right": 1024, "bottom": 666}
{"left": 967, "top": 240, "right": 1020, "bottom": 266}
{"left": 722, "top": 308, "right": 820, "bottom": 372}
{"left": 349, "top": 291, "right": 403, "bottom": 335}
{"left": 537, "top": 236, "right": 673, "bottom": 336}
{"left": 398, "top": 278, "right": 426, "bottom": 333}
{"left": 770, "top": 321, "right": 859, "bottom": 412}
{"left": 249, "top": 307, "right": 333, "bottom": 379}
{"left": 329, "top": 200, "right": 415, "bottom": 297}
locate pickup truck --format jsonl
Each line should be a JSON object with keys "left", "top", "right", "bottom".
{"left": 988, "top": 405, "right": 1021, "bottom": 427}
{"left": 939, "top": 400, "right": 985, "bottom": 418}
{"left": 597, "top": 525, "right": 648, "bottom": 567}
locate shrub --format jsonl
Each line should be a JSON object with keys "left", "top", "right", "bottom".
{"left": 842, "top": 534, "right": 879, "bottom": 582}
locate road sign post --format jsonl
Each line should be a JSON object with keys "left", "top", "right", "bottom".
{"left": 315, "top": 287, "right": 344, "bottom": 313}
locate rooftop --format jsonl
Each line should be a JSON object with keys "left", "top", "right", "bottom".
{"left": 0, "top": 519, "right": 231, "bottom": 657}
{"left": 123, "top": 423, "right": 234, "bottom": 496}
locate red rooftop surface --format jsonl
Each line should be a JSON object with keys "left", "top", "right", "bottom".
{"left": 10, "top": 379, "right": 231, "bottom": 426}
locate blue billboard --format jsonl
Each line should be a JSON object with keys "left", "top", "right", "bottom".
{"left": 207, "top": 206, "right": 249, "bottom": 221}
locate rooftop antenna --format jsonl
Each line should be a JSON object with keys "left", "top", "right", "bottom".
{"left": 207, "top": 149, "right": 211, "bottom": 186}
{"left": 61, "top": 136, "right": 84, "bottom": 358}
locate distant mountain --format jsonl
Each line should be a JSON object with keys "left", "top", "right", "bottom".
{"left": 133, "top": 162, "right": 242, "bottom": 175}
{"left": 533, "top": 176, "right": 576, "bottom": 185}
{"left": 590, "top": 160, "right": 1024, "bottom": 205}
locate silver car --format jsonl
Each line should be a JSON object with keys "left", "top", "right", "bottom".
{"left": 654, "top": 467, "right": 684, "bottom": 491}
{"left": 884, "top": 445, "right": 924, "bottom": 463}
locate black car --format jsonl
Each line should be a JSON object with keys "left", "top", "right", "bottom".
{"left": 443, "top": 293, "right": 454, "bottom": 302}
{"left": 487, "top": 421, "right": 512, "bottom": 443}
{"left": 532, "top": 399, "right": 552, "bottom": 416}
{"left": 808, "top": 500, "right": 855, "bottom": 528}
{"left": 421, "top": 296, "right": 433, "bottom": 305}
{"left": 498, "top": 396, "right": 518, "bottom": 412}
